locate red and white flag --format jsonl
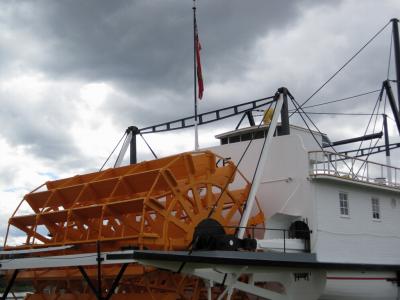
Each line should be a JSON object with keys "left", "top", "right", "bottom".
{"left": 195, "top": 20, "right": 204, "bottom": 99}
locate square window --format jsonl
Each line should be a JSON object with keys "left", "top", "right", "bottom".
{"left": 339, "top": 192, "right": 349, "bottom": 216}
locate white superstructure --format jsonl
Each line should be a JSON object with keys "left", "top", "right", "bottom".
{"left": 208, "top": 122, "right": 400, "bottom": 299}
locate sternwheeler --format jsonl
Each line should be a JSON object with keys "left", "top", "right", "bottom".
{"left": 1, "top": 12, "right": 400, "bottom": 300}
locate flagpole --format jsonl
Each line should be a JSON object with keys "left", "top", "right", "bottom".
{"left": 193, "top": 0, "right": 199, "bottom": 151}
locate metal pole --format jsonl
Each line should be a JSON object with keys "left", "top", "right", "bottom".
{"left": 391, "top": 18, "right": 400, "bottom": 107}
{"left": 96, "top": 241, "right": 102, "bottom": 300}
{"left": 193, "top": 0, "right": 199, "bottom": 150}
{"left": 129, "top": 126, "right": 139, "bottom": 165}
{"left": 280, "top": 88, "right": 290, "bottom": 135}
{"left": 1, "top": 269, "right": 19, "bottom": 300}
{"left": 104, "top": 264, "right": 129, "bottom": 300}
{"left": 384, "top": 80, "right": 400, "bottom": 135}
{"left": 383, "top": 114, "right": 392, "bottom": 182}
{"left": 237, "top": 91, "right": 284, "bottom": 238}
{"left": 78, "top": 266, "right": 99, "bottom": 298}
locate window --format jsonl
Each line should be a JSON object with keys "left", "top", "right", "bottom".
{"left": 339, "top": 192, "right": 349, "bottom": 216}
{"left": 391, "top": 198, "right": 397, "bottom": 209}
{"left": 371, "top": 198, "right": 381, "bottom": 220}
{"left": 241, "top": 133, "right": 252, "bottom": 141}
{"left": 229, "top": 135, "right": 240, "bottom": 143}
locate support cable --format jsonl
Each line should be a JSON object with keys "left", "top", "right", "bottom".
{"left": 99, "top": 132, "right": 127, "bottom": 171}
{"left": 139, "top": 133, "right": 158, "bottom": 159}
{"left": 356, "top": 39, "right": 393, "bottom": 174}
{"left": 387, "top": 28, "right": 394, "bottom": 80}
{"left": 383, "top": 27, "right": 393, "bottom": 121}
{"left": 288, "top": 89, "right": 380, "bottom": 111}
{"left": 291, "top": 21, "right": 391, "bottom": 117}
{"left": 291, "top": 112, "right": 382, "bottom": 116}
{"left": 351, "top": 92, "right": 382, "bottom": 172}
{"left": 358, "top": 124, "right": 384, "bottom": 179}
{"left": 176, "top": 100, "right": 276, "bottom": 273}
{"left": 207, "top": 100, "right": 276, "bottom": 219}
{"left": 235, "top": 113, "right": 271, "bottom": 234}
{"left": 289, "top": 95, "right": 352, "bottom": 173}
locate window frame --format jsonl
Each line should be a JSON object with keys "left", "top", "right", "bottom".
{"left": 339, "top": 192, "right": 349, "bottom": 217}
{"left": 371, "top": 197, "right": 381, "bottom": 221}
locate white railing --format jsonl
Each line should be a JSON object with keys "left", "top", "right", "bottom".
{"left": 308, "top": 151, "right": 400, "bottom": 189}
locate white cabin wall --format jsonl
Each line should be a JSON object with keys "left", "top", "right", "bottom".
{"left": 314, "top": 180, "right": 400, "bottom": 264}
{"left": 208, "top": 132, "right": 318, "bottom": 247}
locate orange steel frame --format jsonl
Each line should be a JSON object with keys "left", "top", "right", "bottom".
{"left": 3, "top": 150, "right": 265, "bottom": 299}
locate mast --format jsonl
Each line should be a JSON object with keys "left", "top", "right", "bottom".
{"left": 193, "top": 0, "right": 199, "bottom": 150}
{"left": 383, "top": 114, "right": 392, "bottom": 182}
{"left": 392, "top": 18, "right": 400, "bottom": 107}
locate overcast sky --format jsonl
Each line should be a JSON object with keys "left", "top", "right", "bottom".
{"left": 0, "top": 0, "right": 399, "bottom": 245}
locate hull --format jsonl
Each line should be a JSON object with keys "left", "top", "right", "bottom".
{"left": 321, "top": 271, "right": 399, "bottom": 300}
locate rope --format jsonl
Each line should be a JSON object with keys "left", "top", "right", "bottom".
{"left": 353, "top": 93, "right": 382, "bottom": 159}
{"left": 291, "top": 112, "right": 382, "bottom": 116}
{"left": 207, "top": 100, "right": 276, "bottom": 220}
{"left": 351, "top": 93, "right": 382, "bottom": 176}
{"left": 289, "top": 89, "right": 380, "bottom": 111}
{"left": 289, "top": 95, "right": 353, "bottom": 173}
{"left": 291, "top": 21, "right": 391, "bottom": 117}
{"left": 139, "top": 133, "right": 158, "bottom": 159}
{"left": 99, "top": 132, "right": 127, "bottom": 171}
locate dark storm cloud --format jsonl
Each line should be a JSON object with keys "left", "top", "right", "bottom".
{"left": 0, "top": 0, "right": 336, "bottom": 129}
{"left": 0, "top": 0, "right": 393, "bottom": 161}
{"left": 29, "top": 0, "right": 309, "bottom": 85}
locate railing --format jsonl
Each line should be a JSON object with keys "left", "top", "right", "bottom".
{"left": 309, "top": 150, "right": 400, "bottom": 188}
{"left": 200, "top": 225, "right": 312, "bottom": 253}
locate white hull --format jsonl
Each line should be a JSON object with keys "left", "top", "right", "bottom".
{"left": 321, "top": 271, "right": 399, "bottom": 300}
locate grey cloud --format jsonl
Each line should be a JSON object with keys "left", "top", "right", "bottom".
{"left": 0, "top": 0, "right": 396, "bottom": 163}
{"left": 0, "top": 92, "right": 81, "bottom": 161}
{"left": 0, "top": 1, "right": 335, "bottom": 128}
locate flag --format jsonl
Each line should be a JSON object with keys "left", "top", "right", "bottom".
{"left": 195, "top": 21, "right": 204, "bottom": 99}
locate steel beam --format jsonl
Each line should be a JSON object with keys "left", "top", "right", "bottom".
{"left": 139, "top": 96, "right": 275, "bottom": 134}
{"left": 328, "top": 132, "right": 383, "bottom": 147}
{"left": 384, "top": 80, "right": 400, "bottom": 135}
{"left": 78, "top": 266, "right": 100, "bottom": 300}
{"left": 391, "top": 18, "right": 400, "bottom": 107}
{"left": 1, "top": 270, "right": 19, "bottom": 300}
{"left": 104, "top": 264, "right": 129, "bottom": 300}
{"left": 128, "top": 126, "right": 139, "bottom": 164}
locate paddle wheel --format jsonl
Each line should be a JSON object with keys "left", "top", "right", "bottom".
{"left": 2, "top": 150, "right": 264, "bottom": 299}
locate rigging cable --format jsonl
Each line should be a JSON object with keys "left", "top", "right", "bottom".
{"left": 234, "top": 103, "right": 275, "bottom": 234}
{"left": 290, "top": 21, "right": 391, "bottom": 117}
{"left": 176, "top": 100, "right": 276, "bottom": 273}
{"left": 139, "top": 133, "right": 158, "bottom": 159}
{"left": 288, "top": 95, "right": 349, "bottom": 173}
{"left": 288, "top": 89, "right": 380, "bottom": 111}
{"left": 354, "top": 26, "right": 395, "bottom": 176}
{"left": 387, "top": 27, "right": 393, "bottom": 81}
{"left": 207, "top": 100, "right": 276, "bottom": 220}
{"left": 352, "top": 93, "right": 382, "bottom": 176}
{"left": 353, "top": 93, "right": 381, "bottom": 156}
{"left": 291, "top": 112, "right": 382, "bottom": 116}
{"left": 99, "top": 131, "right": 127, "bottom": 171}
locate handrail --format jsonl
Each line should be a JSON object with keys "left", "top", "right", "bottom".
{"left": 198, "top": 225, "right": 312, "bottom": 253}
{"left": 308, "top": 150, "right": 400, "bottom": 188}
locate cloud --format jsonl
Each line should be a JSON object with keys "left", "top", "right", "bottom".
{"left": 0, "top": 0, "right": 399, "bottom": 247}
{"left": 0, "top": 73, "right": 82, "bottom": 160}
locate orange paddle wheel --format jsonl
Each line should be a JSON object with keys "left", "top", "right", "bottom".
{"left": 3, "top": 150, "right": 264, "bottom": 299}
